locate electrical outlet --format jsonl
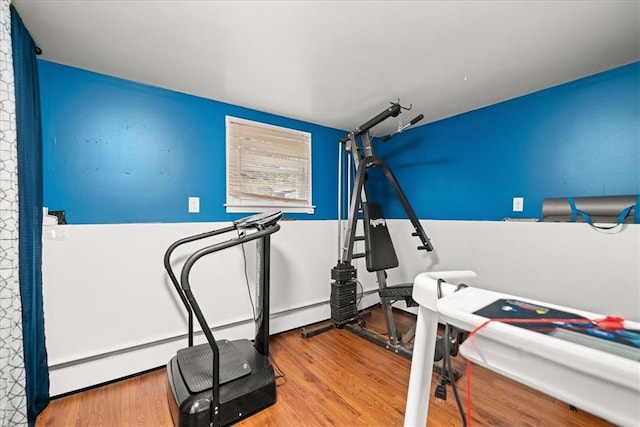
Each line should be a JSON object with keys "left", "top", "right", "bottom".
{"left": 512, "top": 197, "right": 524, "bottom": 212}
{"left": 188, "top": 197, "right": 200, "bottom": 213}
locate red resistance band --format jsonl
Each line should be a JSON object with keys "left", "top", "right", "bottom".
{"left": 463, "top": 315, "right": 626, "bottom": 427}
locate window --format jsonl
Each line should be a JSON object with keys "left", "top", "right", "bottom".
{"left": 226, "top": 116, "right": 314, "bottom": 213}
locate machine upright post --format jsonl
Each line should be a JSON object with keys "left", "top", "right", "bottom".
{"left": 340, "top": 152, "right": 369, "bottom": 263}
{"left": 255, "top": 235, "right": 270, "bottom": 356}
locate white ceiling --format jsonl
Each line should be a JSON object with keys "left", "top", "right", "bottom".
{"left": 12, "top": 0, "right": 640, "bottom": 136}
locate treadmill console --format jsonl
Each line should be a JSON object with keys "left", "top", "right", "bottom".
{"left": 474, "top": 298, "right": 640, "bottom": 361}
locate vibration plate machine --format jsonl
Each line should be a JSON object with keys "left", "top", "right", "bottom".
{"left": 163, "top": 211, "right": 282, "bottom": 427}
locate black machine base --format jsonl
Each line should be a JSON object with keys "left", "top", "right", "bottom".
{"left": 167, "top": 339, "right": 276, "bottom": 427}
{"left": 343, "top": 322, "right": 462, "bottom": 381}
{"left": 344, "top": 322, "right": 413, "bottom": 359}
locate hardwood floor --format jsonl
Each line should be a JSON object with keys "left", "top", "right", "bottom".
{"left": 36, "top": 307, "right": 612, "bottom": 427}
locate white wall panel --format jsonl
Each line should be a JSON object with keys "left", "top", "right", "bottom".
{"left": 42, "top": 220, "right": 342, "bottom": 395}
{"left": 42, "top": 220, "right": 639, "bottom": 395}
{"left": 387, "top": 220, "right": 640, "bottom": 321}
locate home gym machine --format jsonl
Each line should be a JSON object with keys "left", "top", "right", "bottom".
{"left": 302, "top": 101, "right": 434, "bottom": 359}
{"left": 163, "top": 211, "right": 282, "bottom": 427}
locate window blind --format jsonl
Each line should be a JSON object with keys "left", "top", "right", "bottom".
{"left": 226, "top": 116, "right": 313, "bottom": 213}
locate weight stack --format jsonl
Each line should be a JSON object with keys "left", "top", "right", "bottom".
{"left": 330, "top": 262, "right": 358, "bottom": 325}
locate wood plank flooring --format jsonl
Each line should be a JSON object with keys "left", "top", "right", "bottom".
{"left": 36, "top": 307, "right": 613, "bottom": 427}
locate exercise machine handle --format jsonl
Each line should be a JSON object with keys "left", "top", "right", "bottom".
{"left": 163, "top": 225, "right": 236, "bottom": 346}
{"left": 340, "top": 102, "right": 402, "bottom": 143}
{"left": 179, "top": 223, "right": 280, "bottom": 292}
{"left": 382, "top": 114, "right": 424, "bottom": 142}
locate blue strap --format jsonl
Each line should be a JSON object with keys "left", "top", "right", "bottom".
{"left": 614, "top": 195, "right": 638, "bottom": 224}
{"left": 617, "top": 205, "right": 634, "bottom": 224}
{"left": 569, "top": 196, "right": 639, "bottom": 228}
{"left": 568, "top": 197, "right": 578, "bottom": 222}
{"left": 567, "top": 197, "right": 592, "bottom": 225}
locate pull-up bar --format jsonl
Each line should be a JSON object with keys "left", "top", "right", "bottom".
{"left": 340, "top": 101, "right": 423, "bottom": 143}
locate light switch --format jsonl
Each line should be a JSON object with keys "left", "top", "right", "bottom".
{"left": 188, "top": 197, "right": 200, "bottom": 213}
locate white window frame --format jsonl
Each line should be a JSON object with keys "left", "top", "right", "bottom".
{"left": 225, "top": 116, "right": 314, "bottom": 214}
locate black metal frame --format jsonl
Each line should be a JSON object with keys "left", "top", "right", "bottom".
{"left": 303, "top": 102, "right": 432, "bottom": 358}
{"left": 164, "top": 225, "right": 236, "bottom": 347}
{"left": 164, "top": 211, "right": 281, "bottom": 427}
{"left": 341, "top": 155, "right": 433, "bottom": 263}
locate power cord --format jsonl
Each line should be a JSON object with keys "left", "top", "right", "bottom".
{"left": 444, "top": 323, "right": 466, "bottom": 426}
{"left": 268, "top": 352, "right": 287, "bottom": 386}
{"left": 239, "top": 232, "right": 286, "bottom": 387}
{"left": 354, "top": 279, "right": 365, "bottom": 326}
{"left": 434, "top": 280, "right": 468, "bottom": 426}
{"left": 238, "top": 236, "right": 257, "bottom": 321}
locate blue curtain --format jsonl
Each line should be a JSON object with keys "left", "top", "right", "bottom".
{"left": 11, "top": 6, "right": 49, "bottom": 425}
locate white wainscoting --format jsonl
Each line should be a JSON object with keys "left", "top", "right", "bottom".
{"left": 42, "top": 220, "right": 639, "bottom": 395}
{"left": 387, "top": 220, "right": 640, "bottom": 321}
{"left": 42, "top": 220, "right": 373, "bottom": 395}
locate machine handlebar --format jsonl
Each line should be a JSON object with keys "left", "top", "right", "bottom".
{"left": 340, "top": 102, "right": 402, "bottom": 143}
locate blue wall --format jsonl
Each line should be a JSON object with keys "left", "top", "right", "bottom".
{"left": 38, "top": 60, "right": 344, "bottom": 223}
{"left": 40, "top": 60, "right": 639, "bottom": 224}
{"left": 375, "top": 62, "right": 639, "bottom": 220}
